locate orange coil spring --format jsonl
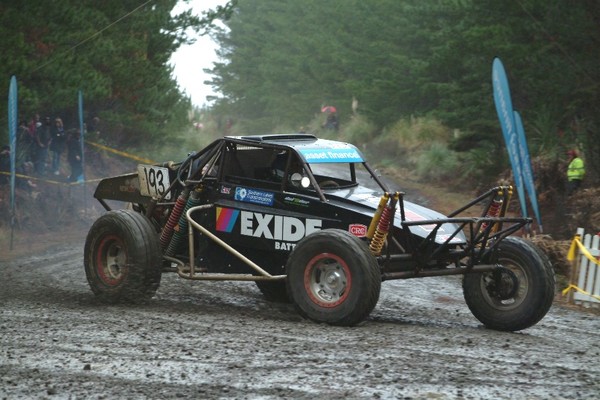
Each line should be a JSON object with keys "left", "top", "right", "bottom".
{"left": 160, "top": 194, "right": 187, "bottom": 249}
{"left": 369, "top": 206, "right": 393, "bottom": 255}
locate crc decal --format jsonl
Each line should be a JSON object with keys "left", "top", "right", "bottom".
{"left": 349, "top": 224, "right": 367, "bottom": 237}
{"left": 234, "top": 187, "right": 274, "bottom": 206}
{"left": 220, "top": 185, "right": 232, "bottom": 195}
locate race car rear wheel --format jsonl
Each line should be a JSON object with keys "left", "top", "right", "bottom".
{"left": 462, "top": 236, "right": 555, "bottom": 331}
{"left": 286, "top": 229, "right": 381, "bottom": 326}
{"left": 255, "top": 280, "right": 290, "bottom": 303}
{"left": 245, "top": 251, "right": 291, "bottom": 303}
{"left": 84, "top": 210, "right": 162, "bottom": 303}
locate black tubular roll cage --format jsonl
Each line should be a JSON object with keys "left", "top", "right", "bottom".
{"left": 380, "top": 186, "right": 531, "bottom": 280}
{"left": 178, "top": 137, "right": 530, "bottom": 273}
{"left": 167, "top": 135, "right": 391, "bottom": 203}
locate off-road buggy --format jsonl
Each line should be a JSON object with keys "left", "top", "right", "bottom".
{"left": 85, "top": 133, "right": 555, "bottom": 330}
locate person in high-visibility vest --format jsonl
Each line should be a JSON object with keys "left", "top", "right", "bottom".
{"left": 566, "top": 149, "right": 585, "bottom": 195}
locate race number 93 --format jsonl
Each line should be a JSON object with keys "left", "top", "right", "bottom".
{"left": 138, "top": 165, "right": 171, "bottom": 200}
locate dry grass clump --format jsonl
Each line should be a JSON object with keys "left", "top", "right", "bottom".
{"left": 530, "top": 235, "right": 572, "bottom": 277}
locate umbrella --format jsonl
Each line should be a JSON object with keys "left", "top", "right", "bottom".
{"left": 321, "top": 106, "right": 337, "bottom": 113}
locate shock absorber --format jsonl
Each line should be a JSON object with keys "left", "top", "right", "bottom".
{"left": 369, "top": 192, "right": 399, "bottom": 256}
{"left": 160, "top": 188, "right": 190, "bottom": 250}
{"left": 165, "top": 188, "right": 204, "bottom": 257}
{"left": 367, "top": 192, "right": 390, "bottom": 240}
{"left": 479, "top": 188, "right": 505, "bottom": 235}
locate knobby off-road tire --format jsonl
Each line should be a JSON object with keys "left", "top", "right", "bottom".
{"left": 247, "top": 251, "right": 291, "bottom": 303}
{"left": 255, "top": 280, "right": 290, "bottom": 303}
{"left": 463, "top": 236, "right": 555, "bottom": 331}
{"left": 286, "top": 229, "right": 381, "bottom": 326}
{"left": 84, "top": 210, "right": 162, "bottom": 303}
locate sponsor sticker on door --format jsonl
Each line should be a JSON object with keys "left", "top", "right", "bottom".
{"left": 234, "top": 186, "right": 274, "bottom": 206}
{"left": 349, "top": 224, "right": 367, "bottom": 237}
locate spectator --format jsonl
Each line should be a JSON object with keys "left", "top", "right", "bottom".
{"left": 27, "top": 113, "right": 41, "bottom": 171}
{"left": 0, "top": 145, "right": 36, "bottom": 190}
{"left": 16, "top": 120, "right": 33, "bottom": 168}
{"left": 27, "top": 113, "right": 40, "bottom": 137}
{"left": 566, "top": 149, "right": 585, "bottom": 195}
{"left": 19, "top": 161, "right": 37, "bottom": 191}
{"left": 66, "top": 129, "right": 83, "bottom": 182}
{"left": 321, "top": 106, "right": 339, "bottom": 131}
{"left": 324, "top": 112, "right": 339, "bottom": 131}
{"left": 49, "top": 117, "right": 66, "bottom": 175}
{"left": 35, "top": 117, "right": 52, "bottom": 175}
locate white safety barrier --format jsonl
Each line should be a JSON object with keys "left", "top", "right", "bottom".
{"left": 563, "top": 227, "right": 600, "bottom": 306}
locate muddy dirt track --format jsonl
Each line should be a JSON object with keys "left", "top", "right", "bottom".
{"left": 1, "top": 239, "right": 599, "bottom": 400}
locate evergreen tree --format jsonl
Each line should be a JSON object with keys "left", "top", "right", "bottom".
{"left": 0, "top": 0, "right": 231, "bottom": 144}
{"left": 208, "top": 0, "right": 599, "bottom": 158}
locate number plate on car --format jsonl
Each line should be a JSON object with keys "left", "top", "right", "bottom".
{"left": 138, "top": 165, "right": 171, "bottom": 200}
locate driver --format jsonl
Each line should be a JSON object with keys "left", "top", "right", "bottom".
{"left": 271, "top": 152, "right": 305, "bottom": 186}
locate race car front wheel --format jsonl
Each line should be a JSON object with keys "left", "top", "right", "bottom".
{"left": 84, "top": 210, "right": 162, "bottom": 303}
{"left": 286, "top": 229, "right": 381, "bottom": 326}
{"left": 462, "top": 236, "right": 555, "bottom": 331}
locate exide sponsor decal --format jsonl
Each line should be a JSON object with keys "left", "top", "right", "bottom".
{"left": 349, "top": 224, "right": 367, "bottom": 237}
{"left": 216, "top": 207, "right": 322, "bottom": 250}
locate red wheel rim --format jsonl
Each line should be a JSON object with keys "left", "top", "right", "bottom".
{"left": 95, "top": 235, "right": 127, "bottom": 286}
{"left": 303, "top": 253, "right": 351, "bottom": 308}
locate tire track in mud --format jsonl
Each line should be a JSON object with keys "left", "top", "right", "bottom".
{"left": 1, "top": 242, "right": 599, "bottom": 399}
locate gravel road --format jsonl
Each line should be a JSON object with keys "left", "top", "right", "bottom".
{"left": 1, "top": 240, "right": 599, "bottom": 400}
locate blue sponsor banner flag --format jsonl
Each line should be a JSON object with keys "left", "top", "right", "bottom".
{"left": 78, "top": 90, "right": 85, "bottom": 182}
{"left": 8, "top": 76, "right": 18, "bottom": 249}
{"left": 514, "top": 110, "right": 542, "bottom": 231}
{"left": 8, "top": 76, "right": 17, "bottom": 215}
{"left": 492, "top": 58, "right": 527, "bottom": 218}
